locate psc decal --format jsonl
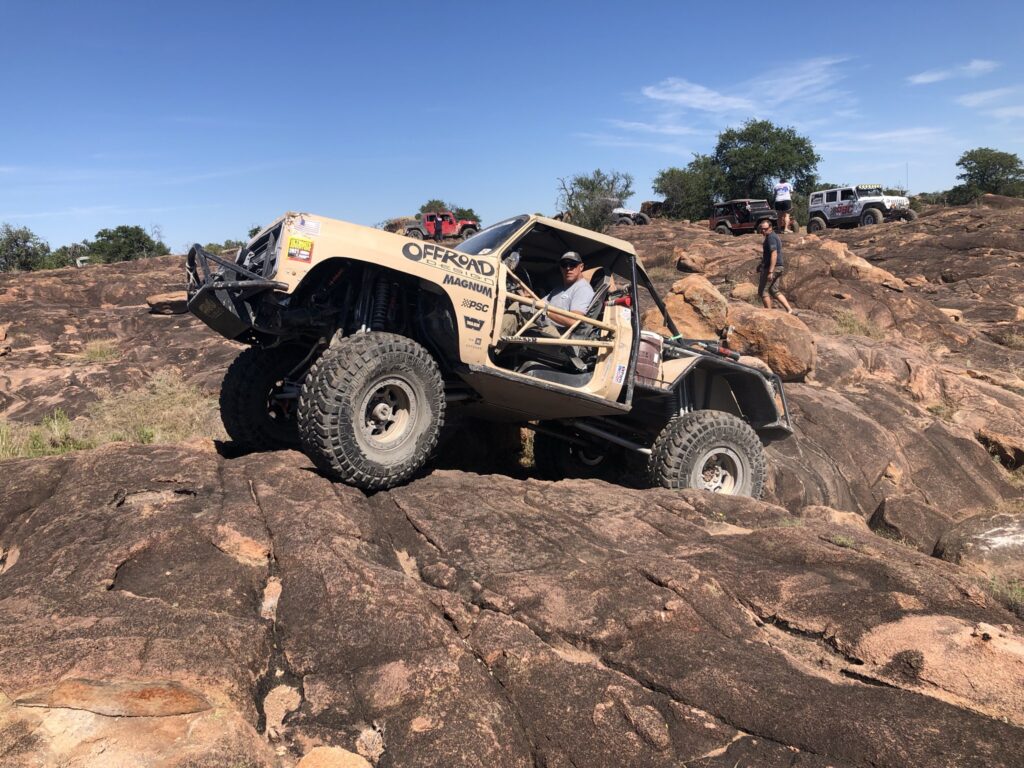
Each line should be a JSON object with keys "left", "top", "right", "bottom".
{"left": 402, "top": 242, "right": 496, "bottom": 283}
{"left": 460, "top": 297, "right": 489, "bottom": 314}
{"left": 287, "top": 236, "right": 314, "bottom": 262}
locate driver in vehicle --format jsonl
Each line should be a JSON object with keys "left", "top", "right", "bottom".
{"left": 500, "top": 251, "right": 594, "bottom": 338}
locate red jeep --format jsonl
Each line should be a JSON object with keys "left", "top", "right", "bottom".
{"left": 708, "top": 199, "right": 779, "bottom": 236}
{"left": 404, "top": 210, "right": 479, "bottom": 240}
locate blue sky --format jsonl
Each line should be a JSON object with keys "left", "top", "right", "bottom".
{"left": 2, "top": 0, "right": 1023, "bottom": 251}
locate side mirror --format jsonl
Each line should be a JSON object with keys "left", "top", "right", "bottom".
{"left": 503, "top": 251, "right": 521, "bottom": 271}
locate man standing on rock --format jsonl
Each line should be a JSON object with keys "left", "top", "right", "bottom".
{"left": 773, "top": 179, "right": 794, "bottom": 233}
{"left": 758, "top": 221, "right": 794, "bottom": 313}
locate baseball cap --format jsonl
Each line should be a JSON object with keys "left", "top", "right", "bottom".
{"left": 560, "top": 251, "right": 583, "bottom": 265}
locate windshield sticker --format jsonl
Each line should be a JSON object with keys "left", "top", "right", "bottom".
{"left": 293, "top": 218, "right": 321, "bottom": 236}
{"left": 614, "top": 364, "right": 626, "bottom": 384}
{"left": 287, "top": 236, "right": 313, "bottom": 262}
{"left": 403, "top": 242, "right": 496, "bottom": 284}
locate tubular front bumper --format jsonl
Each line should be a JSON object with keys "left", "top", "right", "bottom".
{"left": 186, "top": 244, "right": 288, "bottom": 340}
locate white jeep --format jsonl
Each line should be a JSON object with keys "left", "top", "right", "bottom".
{"left": 806, "top": 185, "right": 917, "bottom": 233}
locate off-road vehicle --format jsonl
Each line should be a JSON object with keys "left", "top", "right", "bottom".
{"left": 806, "top": 185, "right": 917, "bottom": 233}
{"left": 709, "top": 199, "right": 779, "bottom": 236}
{"left": 186, "top": 213, "right": 792, "bottom": 496}
{"left": 610, "top": 202, "right": 651, "bottom": 227}
{"left": 404, "top": 210, "right": 479, "bottom": 240}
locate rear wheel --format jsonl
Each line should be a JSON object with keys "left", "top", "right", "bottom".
{"left": 903, "top": 209, "right": 918, "bottom": 221}
{"left": 220, "top": 345, "right": 307, "bottom": 450}
{"left": 634, "top": 213, "right": 652, "bottom": 226}
{"left": 860, "top": 208, "right": 883, "bottom": 225}
{"left": 648, "top": 410, "right": 766, "bottom": 498}
{"left": 715, "top": 224, "right": 731, "bottom": 236}
{"left": 614, "top": 217, "right": 634, "bottom": 226}
{"left": 297, "top": 333, "right": 445, "bottom": 490}
{"left": 807, "top": 217, "right": 826, "bottom": 234}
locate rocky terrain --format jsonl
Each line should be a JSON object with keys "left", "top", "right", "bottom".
{"left": 1, "top": 198, "right": 1023, "bottom": 766}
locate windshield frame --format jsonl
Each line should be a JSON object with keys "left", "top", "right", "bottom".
{"left": 457, "top": 215, "right": 530, "bottom": 256}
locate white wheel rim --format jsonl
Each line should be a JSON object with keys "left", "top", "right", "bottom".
{"left": 691, "top": 446, "right": 744, "bottom": 494}
{"left": 358, "top": 376, "right": 417, "bottom": 451}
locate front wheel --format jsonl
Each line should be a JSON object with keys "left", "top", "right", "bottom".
{"left": 903, "top": 209, "right": 918, "bottom": 221}
{"left": 807, "top": 217, "right": 826, "bottom": 234}
{"left": 460, "top": 226, "right": 478, "bottom": 239}
{"left": 297, "top": 333, "right": 445, "bottom": 490}
{"left": 715, "top": 224, "right": 731, "bottom": 236}
{"left": 860, "top": 208, "right": 883, "bottom": 226}
{"left": 648, "top": 411, "right": 766, "bottom": 498}
{"left": 220, "top": 345, "right": 308, "bottom": 450}
{"left": 614, "top": 217, "right": 634, "bottom": 226}
{"left": 407, "top": 228, "right": 424, "bottom": 240}
{"left": 634, "top": 213, "right": 652, "bottom": 226}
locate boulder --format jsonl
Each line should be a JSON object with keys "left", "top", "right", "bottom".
{"left": 297, "top": 747, "right": 372, "bottom": 768}
{"left": 730, "top": 282, "right": 759, "bottom": 303}
{"left": 726, "top": 302, "right": 816, "bottom": 381}
{"left": 673, "top": 245, "right": 705, "bottom": 274}
{"left": 935, "top": 511, "right": 1024, "bottom": 582}
{"left": 870, "top": 495, "right": 955, "bottom": 554}
{"left": 643, "top": 274, "right": 727, "bottom": 339}
{"left": 146, "top": 290, "right": 188, "bottom": 314}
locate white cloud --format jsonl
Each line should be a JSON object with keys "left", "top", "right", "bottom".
{"left": 816, "top": 127, "right": 950, "bottom": 153}
{"left": 641, "top": 79, "right": 755, "bottom": 113}
{"left": 605, "top": 119, "right": 699, "bottom": 136}
{"left": 963, "top": 59, "right": 999, "bottom": 76}
{"left": 990, "top": 105, "right": 1024, "bottom": 119}
{"left": 908, "top": 59, "right": 1000, "bottom": 85}
{"left": 956, "top": 87, "right": 1017, "bottom": 107}
{"left": 574, "top": 132, "right": 693, "bottom": 157}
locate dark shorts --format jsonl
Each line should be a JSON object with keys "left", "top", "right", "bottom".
{"left": 758, "top": 266, "right": 785, "bottom": 297}
{"left": 774, "top": 200, "right": 792, "bottom": 213}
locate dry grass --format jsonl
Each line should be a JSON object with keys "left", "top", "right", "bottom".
{"left": 988, "top": 577, "right": 1024, "bottom": 619}
{"left": 1004, "top": 333, "right": 1024, "bottom": 351}
{"left": 827, "top": 533, "right": 858, "bottom": 549}
{"left": 831, "top": 309, "right": 884, "bottom": 339}
{"left": 0, "top": 371, "right": 225, "bottom": 459}
{"left": 79, "top": 338, "right": 121, "bottom": 362}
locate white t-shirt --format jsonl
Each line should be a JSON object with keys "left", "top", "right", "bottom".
{"left": 773, "top": 182, "right": 794, "bottom": 202}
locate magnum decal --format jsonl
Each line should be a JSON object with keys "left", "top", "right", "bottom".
{"left": 445, "top": 274, "right": 493, "bottom": 299}
{"left": 402, "top": 242, "right": 496, "bottom": 284}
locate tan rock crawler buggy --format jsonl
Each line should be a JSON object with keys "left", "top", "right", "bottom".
{"left": 187, "top": 213, "right": 792, "bottom": 496}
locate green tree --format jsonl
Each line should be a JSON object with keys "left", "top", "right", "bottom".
{"left": 713, "top": 119, "right": 820, "bottom": 200}
{"left": 87, "top": 225, "right": 168, "bottom": 264}
{"left": 247, "top": 224, "right": 262, "bottom": 238}
{"left": 955, "top": 147, "right": 1024, "bottom": 196}
{"left": 556, "top": 169, "right": 634, "bottom": 233}
{"left": 652, "top": 155, "right": 724, "bottom": 221}
{"left": 46, "top": 242, "right": 90, "bottom": 269}
{"left": 0, "top": 223, "right": 51, "bottom": 272}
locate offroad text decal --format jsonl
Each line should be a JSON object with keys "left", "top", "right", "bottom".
{"left": 463, "top": 316, "right": 485, "bottom": 332}
{"left": 460, "top": 297, "right": 489, "bottom": 314}
{"left": 287, "top": 236, "right": 313, "bottom": 261}
{"left": 403, "top": 242, "right": 496, "bottom": 284}
{"left": 443, "top": 273, "right": 493, "bottom": 298}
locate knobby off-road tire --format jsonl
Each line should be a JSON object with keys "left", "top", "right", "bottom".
{"left": 532, "top": 431, "right": 618, "bottom": 480}
{"left": 634, "top": 213, "right": 652, "bottom": 226}
{"left": 861, "top": 208, "right": 883, "bottom": 226}
{"left": 648, "top": 410, "right": 766, "bottom": 498}
{"left": 715, "top": 224, "right": 731, "bottom": 236}
{"left": 904, "top": 209, "right": 919, "bottom": 221}
{"left": 807, "top": 217, "right": 826, "bottom": 234}
{"left": 407, "top": 228, "right": 424, "bottom": 240}
{"left": 461, "top": 226, "right": 478, "bottom": 239}
{"left": 614, "top": 217, "right": 634, "bottom": 226}
{"left": 297, "top": 332, "right": 445, "bottom": 491}
{"left": 220, "top": 345, "right": 307, "bottom": 451}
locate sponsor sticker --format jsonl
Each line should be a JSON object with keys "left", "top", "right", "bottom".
{"left": 461, "top": 297, "right": 489, "bottom": 314}
{"left": 613, "top": 364, "right": 627, "bottom": 384}
{"left": 287, "top": 236, "right": 313, "bottom": 262}
{"left": 402, "top": 242, "right": 496, "bottom": 285}
{"left": 463, "top": 316, "right": 485, "bottom": 332}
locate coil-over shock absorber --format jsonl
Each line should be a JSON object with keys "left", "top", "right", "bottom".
{"left": 370, "top": 277, "right": 392, "bottom": 331}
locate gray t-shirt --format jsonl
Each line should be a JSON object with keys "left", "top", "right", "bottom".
{"left": 762, "top": 233, "right": 784, "bottom": 268}
{"left": 543, "top": 278, "right": 594, "bottom": 327}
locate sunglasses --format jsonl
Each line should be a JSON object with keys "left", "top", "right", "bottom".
{"left": 560, "top": 262, "right": 580, "bottom": 270}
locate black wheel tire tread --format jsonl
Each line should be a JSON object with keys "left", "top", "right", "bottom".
{"left": 861, "top": 208, "right": 883, "bottom": 225}
{"left": 648, "top": 410, "right": 766, "bottom": 498}
{"left": 715, "top": 224, "right": 731, "bottom": 235}
{"left": 296, "top": 333, "right": 445, "bottom": 491}
{"left": 220, "top": 345, "right": 306, "bottom": 450}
